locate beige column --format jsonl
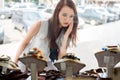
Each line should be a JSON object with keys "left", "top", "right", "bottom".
{"left": 39, "top": 0, "right": 44, "bottom": 3}
{"left": 0, "top": 0, "right": 4, "bottom": 8}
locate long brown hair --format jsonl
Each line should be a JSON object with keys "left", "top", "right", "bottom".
{"left": 47, "top": 0, "right": 78, "bottom": 49}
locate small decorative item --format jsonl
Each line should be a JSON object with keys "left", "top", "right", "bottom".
{"left": 19, "top": 48, "right": 47, "bottom": 80}
{"left": 0, "top": 55, "right": 28, "bottom": 80}
{"left": 27, "top": 48, "right": 46, "bottom": 61}
{"left": 62, "top": 53, "right": 80, "bottom": 61}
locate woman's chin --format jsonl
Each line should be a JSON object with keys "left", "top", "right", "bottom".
{"left": 62, "top": 25, "right": 68, "bottom": 27}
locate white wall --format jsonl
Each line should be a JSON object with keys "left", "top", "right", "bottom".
{"left": 67, "top": 22, "right": 120, "bottom": 72}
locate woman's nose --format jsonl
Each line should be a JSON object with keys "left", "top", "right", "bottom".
{"left": 64, "top": 17, "right": 70, "bottom": 22}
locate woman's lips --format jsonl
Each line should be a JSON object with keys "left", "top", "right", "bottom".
{"left": 64, "top": 23, "right": 69, "bottom": 25}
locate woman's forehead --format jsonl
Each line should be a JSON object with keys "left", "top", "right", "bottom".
{"left": 60, "top": 6, "right": 74, "bottom": 15}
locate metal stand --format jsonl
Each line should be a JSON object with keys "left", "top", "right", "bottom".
{"left": 54, "top": 59, "right": 85, "bottom": 80}
{"left": 95, "top": 49, "right": 120, "bottom": 80}
{"left": 65, "top": 66, "right": 73, "bottom": 80}
{"left": 30, "top": 63, "right": 37, "bottom": 80}
{"left": 95, "top": 50, "right": 120, "bottom": 67}
{"left": 104, "top": 56, "right": 114, "bottom": 78}
{"left": 19, "top": 56, "right": 47, "bottom": 80}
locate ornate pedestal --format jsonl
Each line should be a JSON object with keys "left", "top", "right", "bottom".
{"left": 95, "top": 48, "right": 120, "bottom": 80}
{"left": 19, "top": 56, "right": 47, "bottom": 80}
{"left": 54, "top": 59, "right": 86, "bottom": 80}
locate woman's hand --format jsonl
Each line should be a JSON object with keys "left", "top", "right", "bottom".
{"left": 58, "top": 21, "right": 74, "bottom": 59}
{"left": 65, "top": 21, "right": 73, "bottom": 37}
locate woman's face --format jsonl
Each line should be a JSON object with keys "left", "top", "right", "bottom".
{"left": 59, "top": 6, "right": 74, "bottom": 27}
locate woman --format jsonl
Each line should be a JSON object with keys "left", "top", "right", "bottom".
{"left": 14, "top": 0, "right": 78, "bottom": 70}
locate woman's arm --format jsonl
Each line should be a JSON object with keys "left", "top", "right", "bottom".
{"left": 58, "top": 35, "right": 68, "bottom": 59}
{"left": 14, "top": 20, "right": 41, "bottom": 63}
{"left": 58, "top": 21, "right": 73, "bottom": 59}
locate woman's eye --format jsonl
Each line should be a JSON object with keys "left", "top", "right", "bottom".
{"left": 62, "top": 13, "right": 74, "bottom": 19}
{"left": 70, "top": 15, "right": 74, "bottom": 18}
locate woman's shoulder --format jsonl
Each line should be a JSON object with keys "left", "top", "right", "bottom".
{"left": 34, "top": 19, "right": 48, "bottom": 28}
{"left": 32, "top": 19, "right": 49, "bottom": 32}
{"left": 35, "top": 19, "right": 48, "bottom": 24}
{"left": 40, "top": 19, "right": 49, "bottom": 28}
{"left": 41, "top": 19, "right": 49, "bottom": 25}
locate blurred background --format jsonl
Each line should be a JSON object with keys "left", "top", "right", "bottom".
{"left": 1, "top": 0, "right": 120, "bottom": 72}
